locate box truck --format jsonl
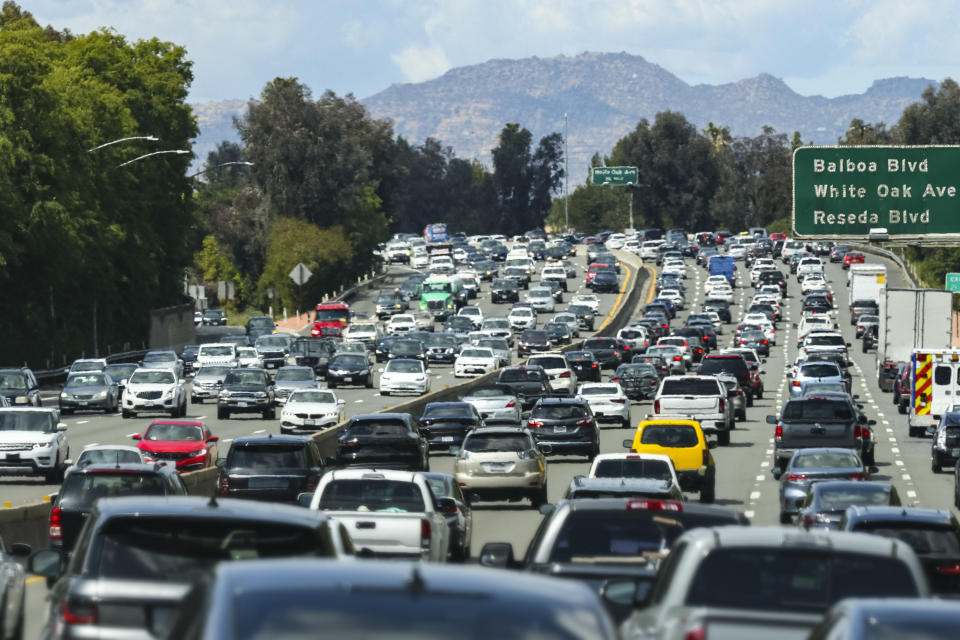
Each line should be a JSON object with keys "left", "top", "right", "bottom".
{"left": 876, "top": 288, "right": 953, "bottom": 392}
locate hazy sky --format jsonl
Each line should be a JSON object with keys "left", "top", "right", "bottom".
{"left": 24, "top": 0, "right": 960, "bottom": 103}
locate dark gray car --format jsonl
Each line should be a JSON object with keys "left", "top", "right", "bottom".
{"left": 58, "top": 372, "right": 119, "bottom": 414}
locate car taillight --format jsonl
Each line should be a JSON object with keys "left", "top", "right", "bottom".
{"left": 420, "top": 519, "right": 432, "bottom": 549}
{"left": 848, "top": 473, "right": 867, "bottom": 480}
{"left": 559, "top": 371, "right": 571, "bottom": 378}
{"left": 791, "top": 380, "right": 800, "bottom": 387}
{"left": 682, "top": 625, "right": 706, "bottom": 640}
{"left": 626, "top": 499, "right": 683, "bottom": 512}
{"left": 612, "top": 398, "right": 626, "bottom": 404}
{"left": 505, "top": 400, "right": 516, "bottom": 408}
{"left": 936, "top": 564, "right": 960, "bottom": 575}
{"left": 786, "top": 474, "right": 807, "bottom": 481}
{"left": 591, "top": 363, "right": 598, "bottom": 368}
{"left": 576, "top": 418, "right": 591, "bottom": 425}
{"left": 527, "top": 419, "right": 543, "bottom": 428}
{"left": 49, "top": 506, "right": 62, "bottom": 542}
{"left": 654, "top": 399, "right": 660, "bottom": 413}
{"left": 62, "top": 599, "right": 97, "bottom": 625}
{"left": 219, "top": 475, "right": 230, "bottom": 495}
{"left": 673, "top": 356, "right": 682, "bottom": 361}
{"left": 762, "top": 339, "right": 768, "bottom": 344}
{"left": 775, "top": 424, "right": 783, "bottom": 439}
{"left": 853, "top": 425, "right": 863, "bottom": 439}
{"left": 718, "top": 398, "right": 724, "bottom": 413}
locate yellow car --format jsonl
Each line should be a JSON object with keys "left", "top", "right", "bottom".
{"left": 622, "top": 417, "right": 715, "bottom": 503}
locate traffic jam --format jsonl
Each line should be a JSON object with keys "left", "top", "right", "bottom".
{"left": 3, "top": 225, "right": 960, "bottom": 638}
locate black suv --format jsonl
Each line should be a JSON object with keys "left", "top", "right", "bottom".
{"left": 217, "top": 367, "right": 276, "bottom": 420}
{"left": 417, "top": 402, "right": 484, "bottom": 449}
{"left": 496, "top": 365, "right": 552, "bottom": 410}
{"left": 526, "top": 397, "right": 600, "bottom": 459}
{"left": 0, "top": 367, "right": 41, "bottom": 406}
{"left": 51, "top": 462, "right": 187, "bottom": 551}
{"left": 217, "top": 435, "right": 324, "bottom": 503}
{"left": 567, "top": 304, "right": 595, "bottom": 331}
{"left": 29, "top": 496, "right": 351, "bottom": 639}
{"left": 491, "top": 279, "right": 520, "bottom": 303}
{"left": 291, "top": 338, "right": 339, "bottom": 376}
{"left": 332, "top": 413, "right": 429, "bottom": 470}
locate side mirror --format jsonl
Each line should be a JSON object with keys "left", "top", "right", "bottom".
{"left": 436, "top": 497, "right": 458, "bottom": 514}
{"left": 297, "top": 492, "right": 313, "bottom": 508}
{"left": 28, "top": 548, "right": 64, "bottom": 580}
{"left": 426, "top": 369, "right": 433, "bottom": 375}
{"left": 131, "top": 434, "right": 142, "bottom": 440}
{"left": 868, "top": 419, "right": 877, "bottom": 426}
{"left": 378, "top": 368, "right": 384, "bottom": 374}
{"left": 324, "top": 457, "right": 337, "bottom": 467}
{"left": 56, "top": 423, "right": 67, "bottom": 432}
{"left": 772, "top": 467, "right": 783, "bottom": 480}
{"left": 538, "top": 503, "right": 555, "bottom": 516}
{"left": 622, "top": 439, "right": 634, "bottom": 449}
{"left": 207, "top": 435, "right": 219, "bottom": 442}
{"left": 765, "top": 415, "right": 778, "bottom": 425}
{"left": 845, "top": 342, "right": 852, "bottom": 347}
{"left": 337, "top": 399, "right": 345, "bottom": 406}
{"left": 479, "top": 542, "right": 515, "bottom": 568}
{"left": 538, "top": 443, "right": 553, "bottom": 455}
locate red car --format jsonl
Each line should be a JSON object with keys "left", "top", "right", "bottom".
{"left": 132, "top": 420, "right": 219, "bottom": 472}
{"left": 311, "top": 302, "right": 350, "bottom": 337}
{"left": 769, "top": 232, "right": 787, "bottom": 242}
{"left": 585, "top": 263, "right": 612, "bottom": 286}
{"left": 842, "top": 252, "right": 865, "bottom": 269}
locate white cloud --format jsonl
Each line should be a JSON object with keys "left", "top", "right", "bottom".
{"left": 391, "top": 43, "right": 452, "bottom": 83}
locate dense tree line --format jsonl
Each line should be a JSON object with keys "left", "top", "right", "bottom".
{"left": 0, "top": 3, "right": 196, "bottom": 367}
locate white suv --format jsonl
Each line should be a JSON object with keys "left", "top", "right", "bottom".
{"left": 0, "top": 407, "right": 70, "bottom": 482}
{"left": 121, "top": 368, "right": 187, "bottom": 418}
{"left": 508, "top": 307, "right": 537, "bottom": 331}
{"left": 196, "top": 343, "right": 238, "bottom": 369}
{"left": 527, "top": 352, "right": 577, "bottom": 396}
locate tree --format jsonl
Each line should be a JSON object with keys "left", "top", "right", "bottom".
{"left": 702, "top": 122, "right": 732, "bottom": 152}
{"left": 838, "top": 119, "right": 895, "bottom": 145}
{"left": 897, "top": 79, "right": 960, "bottom": 144}
{"left": 490, "top": 124, "right": 564, "bottom": 235}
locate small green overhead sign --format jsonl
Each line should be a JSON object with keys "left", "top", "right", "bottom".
{"left": 945, "top": 273, "right": 960, "bottom": 293}
{"left": 591, "top": 166, "right": 638, "bottom": 186}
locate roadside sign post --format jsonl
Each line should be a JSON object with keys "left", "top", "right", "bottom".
{"left": 946, "top": 273, "right": 960, "bottom": 293}
{"left": 289, "top": 263, "right": 312, "bottom": 317}
{"left": 793, "top": 145, "right": 960, "bottom": 240}
{"left": 591, "top": 166, "right": 639, "bottom": 186}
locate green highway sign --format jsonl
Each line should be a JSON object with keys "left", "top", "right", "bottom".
{"left": 591, "top": 166, "right": 638, "bottom": 186}
{"left": 793, "top": 145, "right": 960, "bottom": 240}
{"left": 946, "top": 273, "right": 960, "bottom": 293}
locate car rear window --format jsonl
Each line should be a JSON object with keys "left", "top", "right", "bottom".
{"left": 782, "top": 399, "right": 853, "bottom": 422}
{"left": 228, "top": 445, "right": 308, "bottom": 469}
{"left": 530, "top": 357, "right": 566, "bottom": 369}
{"left": 532, "top": 404, "right": 587, "bottom": 420}
{"left": 660, "top": 379, "right": 720, "bottom": 395}
{"left": 499, "top": 369, "right": 543, "bottom": 382}
{"left": 319, "top": 480, "right": 425, "bottom": 513}
{"left": 345, "top": 421, "right": 408, "bottom": 437}
{"left": 59, "top": 473, "right": 165, "bottom": 510}
{"left": 548, "top": 510, "right": 685, "bottom": 562}
{"left": 699, "top": 357, "right": 747, "bottom": 381}
{"left": 462, "top": 433, "right": 530, "bottom": 452}
{"left": 851, "top": 522, "right": 960, "bottom": 554}
{"left": 800, "top": 364, "right": 842, "bottom": 378}
{"left": 640, "top": 425, "right": 699, "bottom": 447}
{"left": 593, "top": 458, "right": 672, "bottom": 481}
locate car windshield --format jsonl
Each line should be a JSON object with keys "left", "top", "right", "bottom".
{"left": 422, "top": 282, "right": 451, "bottom": 294}
{"left": 331, "top": 355, "right": 369, "bottom": 368}
{"left": 853, "top": 522, "right": 960, "bottom": 554}
{"left": 816, "top": 485, "right": 892, "bottom": 510}
{"left": 579, "top": 385, "right": 619, "bottom": 396}
{"left": 685, "top": 548, "right": 918, "bottom": 612}
{"left": 237, "top": 348, "right": 257, "bottom": 358}
{"left": 793, "top": 452, "right": 860, "bottom": 469}
{"left": 276, "top": 369, "right": 314, "bottom": 382}
{"left": 143, "top": 352, "right": 175, "bottom": 363}
{"left": 228, "top": 445, "right": 307, "bottom": 469}
{"left": 129, "top": 371, "right": 176, "bottom": 385}
{"left": 0, "top": 411, "right": 55, "bottom": 432}
{"left": 640, "top": 425, "right": 699, "bottom": 447}
{"left": 0, "top": 373, "right": 27, "bottom": 390}
{"left": 289, "top": 391, "right": 335, "bottom": 404}
{"left": 460, "top": 349, "right": 491, "bottom": 359}
{"left": 196, "top": 366, "right": 230, "bottom": 379}
{"left": 59, "top": 472, "right": 165, "bottom": 510}
{"left": 660, "top": 379, "right": 719, "bottom": 395}
{"left": 463, "top": 433, "right": 530, "bottom": 452}
{"left": 144, "top": 423, "right": 204, "bottom": 441}
{"left": 224, "top": 371, "right": 267, "bottom": 385}
{"left": 800, "top": 364, "right": 841, "bottom": 378}
{"left": 782, "top": 399, "right": 853, "bottom": 422}
{"left": 594, "top": 458, "right": 672, "bottom": 481}
{"left": 499, "top": 369, "right": 542, "bottom": 382}
{"left": 105, "top": 364, "right": 137, "bottom": 378}
{"left": 96, "top": 516, "right": 334, "bottom": 582}
{"left": 66, "top": 374, "right": 108, "bottom": 387}
{"left": 385, "top": 361, "right": 423, "bottom": 374}
{"left": 315, "top": 309, "right": 349, "bottom": 323}
{"left": 318, "top": 479, "right": 425, "bottom": 512}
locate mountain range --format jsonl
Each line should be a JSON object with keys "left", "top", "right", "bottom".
{"left": 190, "top": 52, "right": 937, "bottom": 180}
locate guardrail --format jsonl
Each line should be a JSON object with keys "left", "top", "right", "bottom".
{"left": 1, "top": 251, "right": 650, "bottom": 549}
{"left": 850, "top": 242, "right": 919, "bottom": 288}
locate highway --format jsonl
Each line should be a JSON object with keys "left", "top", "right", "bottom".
{"left": 20, "top": 245, "right": 960, "bottom": 635}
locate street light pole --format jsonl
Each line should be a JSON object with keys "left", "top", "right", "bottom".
{"left": 87, "top": 135, "right": 158, "bottom": 153}
{"left": 117, "top": 149, "right": 190, "bottom": 168}
{"left": 564, "top": 113, "right": 569, "bottom": 232}
{"left": 189, "top": 161, "right": 255, "bottom": 180}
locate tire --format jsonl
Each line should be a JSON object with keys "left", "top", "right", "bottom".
{"left": 909, "top": 426, "right": 922, "bottom": 437}
{"left": 700, "top": 479, "right": 715, "bottom": 504}
{"left": 263, "top": 407, "right": 276, "bottom": 420}
{"left": 218, "top": 408, "right": 228, "bottom": 420}
{"left": 122, "top": 410, "right": 134, "bottom": 419}
{"left": 621, "top": 415, "right": 631, "bottom": 429}
{"left": 191, "top": 396, "right": 200, "bottom": 405}
{"left": 169, "top": 406, "right": 178, "bottom": 418}
{"left": 381, "top": 390, "right": 389, "bottom": 396}
{"left": 717, "top": 430, "right": 730, "bottom": 446}
{"left": 746, "top": 394, "right": 754, "bottom": 408}
{"left": 756, "top": 389, "right": 763, "bottom": 400}
{"left": 61, "top": 408, "right": 73, "bottom": 415}
{"left": 365, "top": 375, "right": 373, "bottom": 389}
{"left": 530, "top": 485, "right": 548, "bottom": 508}
{"left": 736, "top": 408, "right": 746, "bottom": 422}
{"left": 327, "top": 382, "right": 337, "bottom": 389}
{"left": 933, "top": 455, "right": 943, "bottom": 474}
{"left": 898, "top": 402, "right": 907, "bottom": 415}
{"left": 779, "top": 511, "right": 792, "bottom": 524}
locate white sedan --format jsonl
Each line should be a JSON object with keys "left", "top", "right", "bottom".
{"left": 280, "top": 388, "right": 345, "bottom": 433}
{"left": 706, "top": 285, "right": 734, "bottom": 304}
{"left": 801, "top": 276, "right": 829, "bottom": 294}
{"left": 570, "top": 293, "right": 600, "bottom": 315}
{"left": 576, "top": 383, "right": 631, "bottom": 429}
{"left": 378, "top": 359, "right": 431, "bottom": 396}
{"left": 454, "top": 347, "right": 499, "bottom": 378}
{"left": 507, "top": 307, "right": 537, "bottom": 331}
{"left": 386, "top": 314, "right": 416, "bottom": 334}
{"left": 742, "top": 313, "right": 776, "bottom": 343}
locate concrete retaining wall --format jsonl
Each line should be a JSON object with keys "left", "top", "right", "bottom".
{"left": 0, "top": 251, "right": 649, "bottom": 551}
{"left": 149, "top": 300, "right": 197, "bottom": 352}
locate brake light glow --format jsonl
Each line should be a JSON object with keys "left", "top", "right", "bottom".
{"left": 718, "top": 398, "right": 724, "bottom": 413}
{"left": 420, "top": 519, "right": 432, "bottom": 549}
{"left": 527, "top": 419, "right": 543, "bottom": 428}
{"left": 626, "top": 499, "right": 683, "bottom": 512}
{"left": 786, "top": 474, "right": 807, "bottom": 481}
{"left": 219, "top": 475, "right": 230, "bottom": 495}
{"left": 62, "top": 600, "right": 98, "bottom": 625}
{"left": 775, "top": 425, "right": 783, "bottom": 440}
{"left": 49, "top": 506, "right": 62, "bottom": 542}
{"left": 575, "top": 418, "right": 591, "bottom": 425}
{"left": 505, "top": 400, "right": 516, "bottom": 408}
{"left": 847, "top": 473, "right": 866, "bottom": 480}
{"left": 654, "top": 399, "right": 661, "bottom": 413}
{"left": 559, "top": 371, "right": 571, "bottom": 378}
{"left": 936, "top": 564, "right": 960, "bottom": 575}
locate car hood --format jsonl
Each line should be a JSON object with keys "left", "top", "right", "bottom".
{"left": 0, "top": 430, "right": 55, "bottom": 443}
{"left": 125, "top": 383, "right": 175, "bottom": 393}
{"left": 282, "top": 402, "right": 339, "bottom": 414}
{"left": 276, "top": 381, "right": 315, "bottom": 389}
{"left": 138, "top": 441, "right": 207, "bottom": 454}
{"left": 64, "top": 385, "right": 110, "bottom": 393}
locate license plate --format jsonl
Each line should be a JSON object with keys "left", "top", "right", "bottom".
{"left": 6, "top": 453, "right": 20, "bottom": 461}
{"left": 304, "top": 419, "right": 316, "bottom": 427}
{"left": 482, "top": 463, "right": 510, "bottom": 473}
{"left": 594, "top": 412, "right": 604, "bottom": 418}
{"left": 554, "top": 426, "right": 567, "bottom": 433}
{"left": 238, "top": 402, "right": 249, "bottom": 408}
{"left": 343, "top": 376, "right": 353, "bottom": 383}
{"left": 249, "top": 477, "right": 288, "bottom": 489}
{"left": 441, "top": 436, "right": 455, "bottom": 442}
{"left": 78, "top": 401, "right": 88, "bottom": 406}
{"left": 951, "top": 448, "right": 960, "bottom": 457}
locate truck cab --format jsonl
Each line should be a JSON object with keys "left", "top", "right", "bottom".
{"left": 910, "top": 349, "right": 960, "bottom": 437}
{"left": 419, "top": 276, "right": 463, "bottom": 320}
{"left": 311, "top": 302, "right": 350, "bottom": 338}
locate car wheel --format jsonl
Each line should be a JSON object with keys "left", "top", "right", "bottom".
{"left": 779, "top": 511, "right": 792, "bottom": 525}
{"left": 621, "top": 415, "right": 631, "bottom": 429}
{"left": 699, "top": 479, "right": 715, "bottom": 504}
{"left": 264, "top": 407, "right": 276, "bottom": 420}
{"left": 909, "top": 426, "right": 922, "bottom": 437}
{"left": 381, "top": 390, "right": 389, "bottom": 396}
{"left": 898, "top": 402, "right": 907, "bottom": 415}
{"left": 717, "top": 430, "right": 730, "bottom": 446}
{"left": 736, "top": 408, "right": 746, "bottom": 421}
{"left": 122, "top": 410, "right": 134, "bottom": 419}
{"left": 933, "top": 455, "right": 943, "bottom": 474}
{"left": 218, "top": 408, "right": 228, "bottom": 420}
{"left": 61, "top": 408, "right": 73, "bottom": 415}
{"left": 530, "top": 484, "right": 548, "bottom": 509}
{"left": 191, "top": 396, "right": 200, "bottom": 405}
{"left": 746, "top": 394, "right": 754, "bottom": 407}
{"left": 365, "top": 375, "right": 373, "bottom": 389}
{"left": 756, "top": 389, "right": 763, "bottom": 400}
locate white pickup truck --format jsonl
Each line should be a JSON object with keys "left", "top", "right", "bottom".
{"left": 307, "top": 468, "right": 451, "bottom": 562}
{"left": 653, "top": 375, "right": 733, "bottom": 445}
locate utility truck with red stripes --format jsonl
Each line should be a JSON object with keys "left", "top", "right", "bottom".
{"left": 908, "top": 349, "right": 960, "bottom": 438}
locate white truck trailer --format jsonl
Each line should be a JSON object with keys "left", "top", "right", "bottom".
{"left": 848, "top": 263, "right": 887, "bottom": 303}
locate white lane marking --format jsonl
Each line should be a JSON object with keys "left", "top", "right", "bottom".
{"left": 756, "top": 475, "right": 765, "bottom": 481}
{"left": 886, "top": 428, "right": 894, "bottom": 433}
{"left": 891, "top": 447, "right": 900, "bottom": 454}
{"left": 902, "top": 474, "right": 911, "bottom": 481}
{"left": 355, "top": 399, "right": 364, "bottom": 403}
{"left": 749, "top": 491, "right": 761, "bottom": 500}
{"left": 125, "top": 432, "right": 138, "bottom": 437}
{"left": 760, "top": 461, "right": 770, "bottom": 467}
{"left": 895, "top": 460, "right": 904, "bottom": 466}
{"left": 888, "top": 437, "right": 897, "bottom": 442}
{"left": 877, "top": 412, "right": 885, "bottom": 418}
{"left": 88, "top": 442, "right": 98, "bottom": 447}
{"left": 222, "top": 438, "right": 233, "bottom": 444}
{"left": 765, "top": 449, "right": 773, "bottom": 455}
{"left": 77, "top": 420, "right": 89, "bottom": 425}
{"left": 253, "top": 429, "right": 266, "bottom": 434}
{"left": 195, "top": 416, "right": 207, "bottom": 420}
{"left": 744, "top": 509, "right": 755, "bottom": 519}
{"left": 882, "top": 420, "right": 889, "bottom": 425}
{"left": 907, "top": 490, "right": 917, "bottom": 498}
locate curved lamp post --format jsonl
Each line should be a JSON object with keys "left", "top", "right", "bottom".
{"left": 87, "top": 135, "right": 158, "bottom": 153}
{"left": 117, "top": 149, "right": 190, "bottom": 168}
